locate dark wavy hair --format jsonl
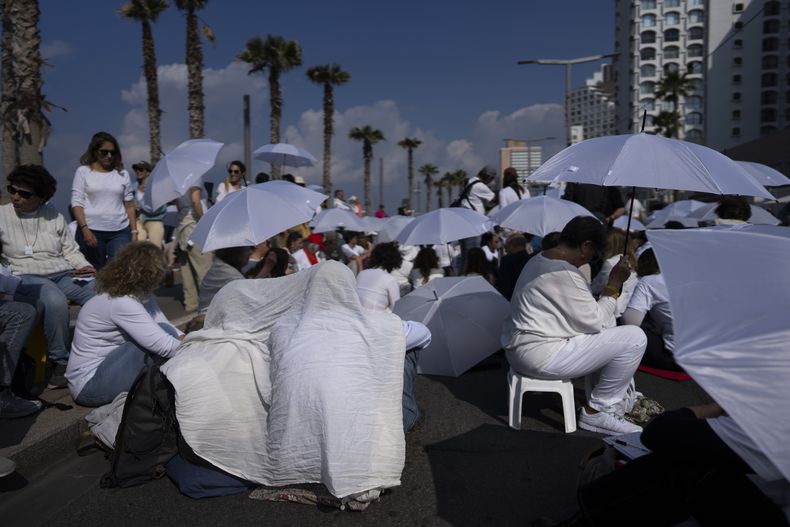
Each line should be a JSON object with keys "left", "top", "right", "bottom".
{"left": 269, "top": 247, "right": 290, "bottom": 278}
{"left": 96, "top": 242, "right": 164, "bottom": 298}
{"left": 7, "top": 164, "right": 58, "bottom": 202}
{"left": 464, "top": 247, "right": 490, "bottom": 277}
{"left": 715, "top": 196, "right": 751, "bottom": 222}
{"left": 215, "top": 246, "right": 252, "bottom": 271}
{"left": 79, "top": 131, "right": 123, "bottom": 170}
{"left": 229, "top": 160, "right": 246, "bottom": 174}
{"left": 636, "top": 247, "right": 660, "bottom": 277}
{"left": 559, "top": 216, "right": 606, "bottom": 251}
{"left": 413, "top": 246, "right": 439, "bottom": 280}
{"left": 368, "top": 242, "right": 403, "bottom": 272}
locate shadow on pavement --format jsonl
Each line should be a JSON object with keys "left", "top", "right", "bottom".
{"left": 0, "top": 415, "right": 38, "bottom": 450}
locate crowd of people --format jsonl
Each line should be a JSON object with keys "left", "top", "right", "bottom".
{"left": 0, "top": 142, "right": 786, "bottom": 523}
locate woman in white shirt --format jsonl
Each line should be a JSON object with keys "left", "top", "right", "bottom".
{"left": 590, "top": 228, "right": 638, "bottom": 324}
{"left": 356, "top": 242, "right": 402, "bottom": 311}
{"left": 498, "top": 167, "right": 528, "bottom": 209}
{"left": 409, "top": 246, "right": 444, "bottom": 289}
{"left": 66, "top": 242, "right": 183, "bottom": 407}
{"left": 215, "top": 160, "right": 247, "bottom": 203}
{"left": 71, "top": 132, "right": 136, "bottom": 269}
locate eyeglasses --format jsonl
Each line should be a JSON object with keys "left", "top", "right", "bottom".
{"left": 228, "top": 169, "right": 241, "bottom": 174}
{"left": 98, "top": 149, "right": 116, "bottom": 158}
{"left": 6, "top": 185, "right": 34, "bottom": 199}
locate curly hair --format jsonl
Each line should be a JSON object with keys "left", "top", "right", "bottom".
{"left": 7, "top": 164, "right": 58, "bottom": 202}
{"left": 79, "top": 131, "right": 123, "bottom": 170}
{"left": 413, "top": 246, "right": 439, "bottom": 279}
{"left": 368, "top": 242, "right": 403, "bottom": 272}
{"left": 96, "top": 242, "right": 164, "bottom": 298}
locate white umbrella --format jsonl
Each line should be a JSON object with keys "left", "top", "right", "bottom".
{"left": 144, "top": 139, "right": 224, "bottom": 209}
{"left": 359, "top": 216, "right": 386, "bottom": 233}
{"left": 396, "top": 208, "right": 492, "bottom": 245}
{"left": 687, "top": 203, "right": 780, "bottom": 226}
{"left": 736, "top": 161, "right": 790, "bottom": 187}
{"left": 645, "top": 215, "right": 700, "bottom": 229}
{"left": 612, "top": 215, "right": 645, "bottom": 232}
{"left": 189, "top": 181, "right": 326, "bottom": 252}
{"left": 376, "top": 215, "right": 415, "bottom": 243}
{"left": 648, "top": 225, "right": 790, "bottom": 481}
{"left": 647, "top": 199, "right": 707, "bottom": 224}
{"left": 528, "top": 133, "right": 773, "bottom": 200}
{"left": 489, "top": 195, "right": 596, "bottom": 236}
{"left": 306, "top": 184, "right": 325, "bottom": 193}
{"left": 309, "top": 208, "right": 366, "bottom": 233}
{"left": 393, "top": 276, "right": 511, "bottom": 377}
{"left": 253, "top": 143, "right": 316, "bottom": 169}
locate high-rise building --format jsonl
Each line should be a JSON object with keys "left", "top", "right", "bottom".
{"left": 499, "top": 139, "right": 542, "bottom": 185}
{"left": 567, "top": 64, "right": 617, "bottom": 144}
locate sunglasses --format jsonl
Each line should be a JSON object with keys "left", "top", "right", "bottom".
{"left": 98, "top": 149, "right": 116, "bottom": 158}
{"left": 228, "top": 169, "right": 241, "bottom": 174}
{"left": 7, "top": 185, "right": 35, "bottom": 199}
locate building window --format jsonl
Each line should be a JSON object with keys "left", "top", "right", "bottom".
{"left": 665, "top": 0, "right": 680, "bottom": 6}
{"left": 763, "top": 20, "right": 780, "bottom": 34}
{"left": 685, "top": 129, "right": 702, "bottom": 142}
{"left": 640, "top": 81, "right": 656, "bottom": 95}
{"left": 664, "top": 45, "right": 680, "bottom": 59}
{"left": 685, "top": 96, "right": 702, "bottom": 110}
{"left": 763, "top": 38, "right": 779, "bottom": 51}
{"left": 732, "top": 74, "right": 742, "bottom": 84}
{"left": 642, "top": 14, "right": 657, "bottom": 27}
{"left": 689, "top": 79, "right": 703, "bottom": 92}
{"left": 733, "top": 3, "right": 744, "bottom": 13}
{"left": 731, "top": 127, "right": 741, "bottom": 137}
{"left": 641, "top": 47, "right": 656, "bottom": 60}
{"left": 762, "top": 55, "right": 779, "bottom": 69}
{"left": 732, "top": 92, "right": 742, "bottom": 102}
{"left": 764, "top": 1, "right": 780, "bottom": 16}
{"left": 640, "top": 64, "right": 657, "bottom": 77}
{"left": 689, "top": 27, "right": 704, "bottom": 40}
{"left": 761, "top": 109, "right": 777, "bottom": 122}
{"left": 761, "top": 91, "right": 778, "bottom": 104}
{"left": 733, "top": 39, "right": 743, "bottom": 49}
{"left": 687, "top": 61, "right": 703, "bottom": 74}
{"left": 664, "top": 29, "right": 680, "bottom": 42}
{"left": 688, "top": 44, "right": 704, "bottom": 57}
{"left": 732, "top": 110, "right": 741, "bottom": 120}
{"left": 688, "top": 10, "right": 704, "bottom": 24}
{"left": 686, "top": 112, "right": 703, "bottom": 125}
{"left": 733, "top": 56, "right": 743, "bottom": 67}
{"left": 665, "top": 62, "right": 680, "bottom": 74}
{"left": 642, "top": 0, "right": 657, "bottom": 8}
{"left": 640, "top": 98, "right": 655, "bottom": 111}
{"left": 665, "top": 11, "right": 680, "bottom": 25}
{"left": 762, "top": 73, "right": 778, "bottom": 87}
{"left": 689, "top": 0, "right": 703, "bottom": 4}
{"left": 641, "top": 30, "right": 656, "bottom": 43}
{"left": 760, "top": 125, "right": 777, "bottom": 136}
{"left": 644, "top": 115, "right": 655, "bottom": 127}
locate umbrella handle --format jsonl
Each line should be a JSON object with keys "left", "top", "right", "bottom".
{"left": 623, "top": 187, "right": 636, "bottom": 257}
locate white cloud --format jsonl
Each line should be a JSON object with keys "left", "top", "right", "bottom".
{"left": 41, "top": 40, "right": 73, "bottom": 60}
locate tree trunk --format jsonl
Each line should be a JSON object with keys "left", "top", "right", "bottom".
{"left": 1, "top": 0, "right": 17, "bottom": 196}
{"left": 141, "top": 19, "right": 161, "bottom": 162}
{"left": 185, "top": 8, "right": 204, "bottom": 139}
{"left": 322, "top": 82, "right": 332, "bottom": 197}
{"left": 445, "top": 186, "right": 451, "bottom": 207}
{"left": 425, "top": 179, "right": 432, "bottom": 212}
{"left": 363, "top": 143, "right": 371, "bottom": 215}
{"left": 437, "top": 185, "right": 444, "bottom": 208}
{"left": 269, "top": 69, "right": 281, "bottom": 179}
{"left": 406, "top": 148, "right": 413, "bottom": 209}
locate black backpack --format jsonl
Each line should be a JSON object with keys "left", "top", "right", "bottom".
{"left": 450, "top": 180, "right": 482, "bottom": 210}
{"left": 100, "top": 361, "right": 179, "bottom": 488}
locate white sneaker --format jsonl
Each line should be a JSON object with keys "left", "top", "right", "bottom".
{"left": 0, "top": 456, "right": 15, "bottom": 478}
{"left": 578, "top": 408, "right": 643, "bottom": 435}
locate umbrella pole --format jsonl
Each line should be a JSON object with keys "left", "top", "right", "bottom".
{"left": 622, "top": 186, "right": 636, "bottom": 257}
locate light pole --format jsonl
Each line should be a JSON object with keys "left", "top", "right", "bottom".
{"left": 518, "top": 53, "right": 618, "bottom": 146}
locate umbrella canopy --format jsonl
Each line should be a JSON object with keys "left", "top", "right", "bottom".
{"left": 687, "top": 203, "right": 780, "bottom": 226}
{"left": 376, "top": 215, "right": 415, "bottom": 243}
{"left": 359, "top": 216, "right": 386, "bottom": 233}
{"left": 645, "top": 215, "right": 700, "bottom": 229}
{"left": 489, "top": 196, "right": 597, "bottom": 236}
{"left": 527, "top": 133, "right": 774, "bottom": 200}
{"left": 309, "top": 208, "right": 366, "bottom": 233}
{"left": 189, "top": 181, "right": 327, "bottom": 252}
{"left": 612, "top": 215, "right": 646, "bottom": 232}
{"left": 648, "top": 199, "right": 707, "bottom": 224}
{"left": 736, "top": 161, "right": 790, "bottom": 187}
{"left": 648, "top": 225, "right": 790, "bottom": 481}
{"left": 396, "top": 208, "right": 492, "bottom": 245}
{"left": 253, "top": 143, "right": 316, "bottom": 168}
{"left": 144, "top": 139, "right": 224, "bottom": 209}
{"left": 393, "top": 276, "right": 511, "bottom": 376}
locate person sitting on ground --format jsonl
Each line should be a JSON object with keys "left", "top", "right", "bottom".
{"left": 501, "top": 216, "right": 647, "bottom": 435}
{"left": 198, "top": 246, "right": 252, "bottom": 314}
{"left": 254, "top": 172, "right": 270, "bottom": 184}
{"left": 242, "top": 240, "right": 270, "bottom": 275}
{"left": 286, "top": 232, "right": 316, "bottom": 272}
{"left": 432, "top": 243, "right": 458, "bottom": 276}
{"left": 621, "top": 244, "right": 682, "bottom": 372}
{"left": 463, "top": 247, "right": 494, "bottom": 284}
{"left": 0, "top": 165, "right": 97, "bottom": 388}
{"left": 252, "top": 247, "right": 291, "bottom": 279}
{"left": 540, "top": 231, "right": 561, "bottom": 251}
{"left": 495, "top": 233, "right": 533, "bottom": 301}
{"left": 481, "top": 231, "right": 500, "bottom": 277}
{"left": 409, "top": 246, "right": 444, "bottom": 289}
{"left": 715, "top": 195, "right": 751, "bottom": 225}
{"left": 341, "top": 231, "right": 370, "bottom": 275}
{"left": 66, "top": 242, "right": 183, "bottom": 407}
{"left": 590, "top": 228, "right": 638, "bottom": 324}
{"left": 356, "top": 242, "right": 402, "bottom": 312}
{"left": 390, "top": 243, "right": 417, "bottom": 295}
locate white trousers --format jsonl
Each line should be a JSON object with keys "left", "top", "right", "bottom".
{"left": 538, "top": 326, "right": 646, "bottom": 414}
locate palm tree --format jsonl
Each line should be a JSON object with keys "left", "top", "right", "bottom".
{"left": 655, "top": 71, "right": 693, "bottom": 112}
{"left": 120, "top": 0, "right": 167, "bottom": 163}
{"left": 453, "top": 169, "right": 468, "bottom": 197}
{"left": 1, "top": 0, "right": 17, "bottom": 182}
{"left": 435, "top": 175, "right": 447, "bottom": 209}
{"left": 306, "top": 64, "right": 350, "bottom": 198}
{"left": 418, "top": 164, "right": 439, "bottom": 212}
{"left": 175, "top": 0, "right": 214, "bottom": 139}
{"left": 397, "top": 137, "right": 421, "bottom": 210}
{"left": 349, "top": 126, "right": 385, "bottom": 214}
{"left": 653, "top": 111, "right": 681, "bottom": 138}
{"left": 238, "top": 35, "right": 302, "bottom": 178}
{"left": 441, "top": 171, "right": 454, "bottom": 206}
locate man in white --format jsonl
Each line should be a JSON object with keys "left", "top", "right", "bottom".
{"left": 459, "top": 166, "right": 496, "bottom": 271}
{"left": 502, "top": 216, "right": 647, "bottom": 435}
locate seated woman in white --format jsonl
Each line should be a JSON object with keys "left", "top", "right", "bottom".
{"left": 356, "top": 242, "right": 402, "bottom": 311}
{"left": 409, "top": 246, "right": 444, "bottom": 289}
{"left": 198, "top": 246, "right": 251, "bottom": 313}
{"left": 66, "top": 242, "right": 183, "bottom": 407}
{"left": 590, "top": 228, "right": 638, "bottom": 325}
{"left": 502, "top": 216, "right": 647, "bottom": 436}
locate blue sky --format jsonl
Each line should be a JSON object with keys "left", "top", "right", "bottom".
{"left": 37, "top": 0, "right": 614, "bottom": 213}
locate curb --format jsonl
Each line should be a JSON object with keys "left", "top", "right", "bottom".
{"left": 8, "top": 416, "right": 89, "bottom": 478}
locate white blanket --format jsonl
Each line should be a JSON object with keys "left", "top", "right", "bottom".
{"left": 161, "top": 261, "right": 406, "bottom": 498}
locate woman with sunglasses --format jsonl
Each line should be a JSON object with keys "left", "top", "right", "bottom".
{"left": 215, "top": 160, "right": 247, "bottom": 203}
{"left": 71, "top": 132, "right": 136, "bottom": 269}
{"left": 0, "top": 165, "right": 97, "bottom": 388}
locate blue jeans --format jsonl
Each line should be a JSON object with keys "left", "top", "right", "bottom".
{"left": 15, "top": 273, "right": 96, "bottom": 365}
{"left": 75, "top": 323, "right": 178, "bottom": 407}
{"left": 0, "top": 301, "right": 37, "bottom": 386}
{"left": 403, "top": 349, "right": 420, "bottom": 433}
{"left": 76, "top": 226, "right": 132, "bottom": 269}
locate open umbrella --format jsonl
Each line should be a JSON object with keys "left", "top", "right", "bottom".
{"left": 393, "top": 276, "right": 511, "bottom": 376}
{"left": 687, "top": 202, "right": 780, "bottom": 226}
{"left": 396, "top": 208, "right": 492, "bottom": 245}
{"left": 144, "top": 139, "right": 224, "bottom": 209}
{"left": 647, "top": 199, "right": 707, "bottom": 225}
{"left": 612, "top": 215, "right": 645, "bottom": 232}
{"left": 253, "top": 143, "right": 316, "bottom": 169}
{"left": 735, "top": 161, "right": 790, "bottom": 187}
{"left": 489, "top": 195, "right": 596, "bottom": 236}
{"left": 645, "top": 215, "right": 700, "bottom": 229}
{"left": 376, "top": 215, "right": 415, "bottom": 243}
{"left": 648, "top": 225, "right": 790, "bottom": 480}
{"left": 359, "top": 216, "right": 386, "bottom": 233}
{"left": 189, "top": 181, "right": 326, "bottom": 252}
{"left": 309, "top": 208, "right": 366, "bottom": 233}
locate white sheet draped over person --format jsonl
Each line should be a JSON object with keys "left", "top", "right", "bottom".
{"left": 160, "top": 261, "right": 407, "bottom": 498}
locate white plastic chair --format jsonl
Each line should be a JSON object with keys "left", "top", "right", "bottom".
{"left": 507, "top": 368, "right": 577, "bottom": 433}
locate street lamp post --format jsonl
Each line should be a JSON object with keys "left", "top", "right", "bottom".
{"left": 518, "top": 53, "right": 618, "bottom": 146}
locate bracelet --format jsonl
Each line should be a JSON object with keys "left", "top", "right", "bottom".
{"left": 80, "top": 224, "right": 89, "bottom": 230}
{"left": 130, "top": 230, "right": 139, "bottom": 234}
{"left": 603, "top": 284, "right": 621, "bottom": 299}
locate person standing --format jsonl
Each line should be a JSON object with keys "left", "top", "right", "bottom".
{"left": 71, "top": 132, "right": 136, "bottom": 269}
{"left": 459, "top": 166, "right": 496, "bottom": 271}
{"left": 215, "top": 160, "right": 247, "bottom": 203}
{"left": 563, "top": 183, "right": 625, "bottom": 226}
{"left": 132, "top": 161, "right": 166, "bottom": 248}
{"left": 174, "top": 182, "right": 213, "bottom": 314}
{"left": 498, "top": 167, "right": 528, "bottom": 209}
